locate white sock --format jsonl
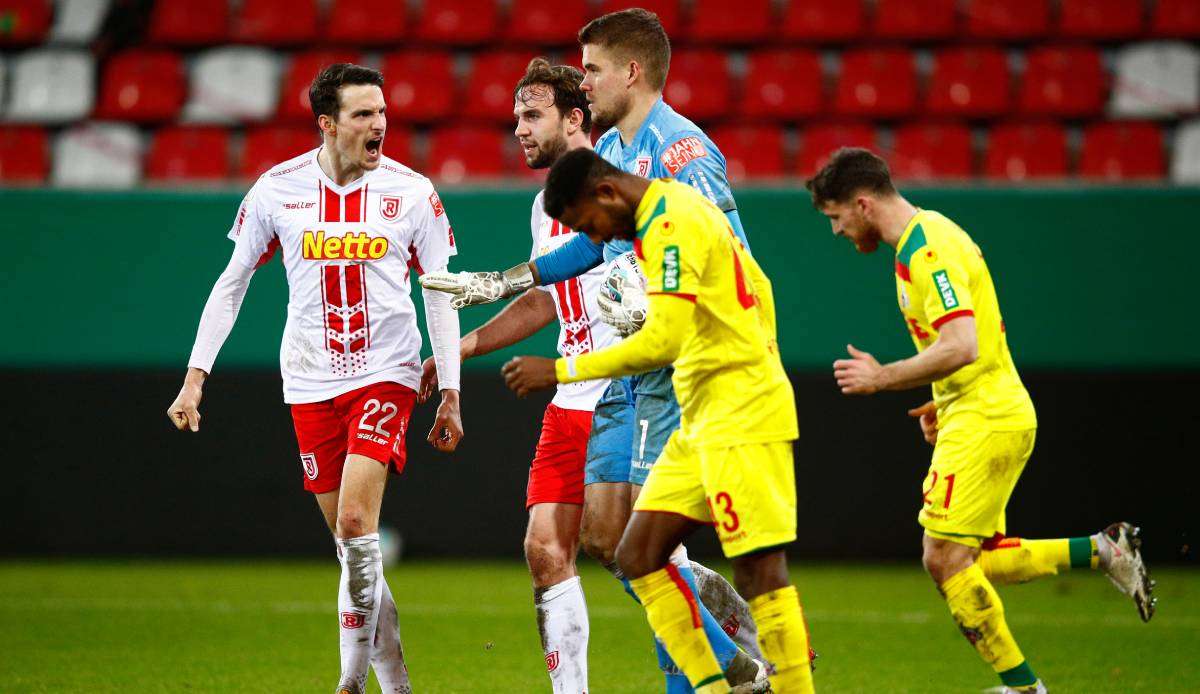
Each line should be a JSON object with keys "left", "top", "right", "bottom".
{"left": 687, "top": 555, "right": 764, "bottom": 660}
{"left": 372, "top": 578, "right": 412, "bottom": 693}
{"left": 535, "top": 576, "right": 589, "bottom": 693}
{"left": 337, "top": 533, "right": 384, "bottom": 694}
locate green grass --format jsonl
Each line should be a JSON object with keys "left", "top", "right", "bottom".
{"left": 0, "top": 560, "right": 1195, "bottom": 693}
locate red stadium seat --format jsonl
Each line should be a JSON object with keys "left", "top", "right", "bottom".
{"left": 710, "top": 125, "right": 786, "bottom": 181}
{"left": 740, "top": 49, "right": 823, "bottom": 120}
{"left": 926, "top": 47, "right": 1011, "bottom": 118}
{"left": 426, "top": 127, "right": 508, "bottom": 182}
{"left": 463, "top": 51, "right": 538, "bottom": 120}
{"left": 781, "top": 0, "right": 865, "bottom": 42}
{"left": 834, "top": 49, "right": 917, "bottom": 118}
{"left": 1058, "top": 0, "right": 1144, "bottom": 40}
{"left": 984, "top": 122, "right": 1067, "bottom": 180}
{"left": 1019, "top": 46, "right": 1105, "bottom": 117}
{"left": 890, "top": 122, "right": 974, "bottom": 181}
{"left": 797, "top": 123, "right": 879, "bottom": 176}
{"left": 95, "top": 50, "right": 186, "bottom": 123}
{"left": 1079, "top": 121, "right": 1165, "bottom": 181}
{"left": 506, "top": 0, "right": 587, "bottom": 44}
{"left": 146, "top": 126, "right": 231, "bottom": 182}
{"left": 0, "top": 0, "right": 50, "bottom": 45}
{"left": 415, "top": 0, "right": 501, "bottom": 45}
{"left": 688, "top": 0, "right": 772, "bottom": 44}
{"left": 964, "top": 0, "right": 1049, "bottom": 40}
{"left": 596, "top": 0, "right": 682, "bottom": 37}
{"left": 147, "top": 0, "right": 228, "bottom": 46}
{"left": 1151, "top": 0, "right": 1200, "bottom": 38}
{"left": 663, "top": 50, "right": 730, "bottom": 121}
{"left": 0, "top": 126, "right": 48, "bottom": 183}
{"left": 379, "top": 51, "right": 457, "bottom": 123}
{"left": 232, "top": 0, "right": 318, "bottom": 46}
{"left": 240, "top": 126, "right": 320, "bottom": 179}
{"left": 278, "top": 50, "right": 363, "bottom": 123}
{"left": 324, "top": 0, "right": 407, "bottom": 45}
{"left": 873, "top": 0, "right": 957, "bottom": 40}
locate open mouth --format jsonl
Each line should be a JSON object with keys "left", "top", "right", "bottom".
{"left": 520, "top": 141, "right": 537, "bottom": 155}
{"left": 365, "top": 137, "right": 383, "bottom": 157}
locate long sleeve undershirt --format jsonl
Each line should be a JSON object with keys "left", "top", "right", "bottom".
{"left": 422, "top": 278, "right": 461, "bottom": 391}
{"left": 556, "top": 294, "right": 695, "bottom": 383}
{"left": 187, "top": 256, "right": 255, "bottom": 374}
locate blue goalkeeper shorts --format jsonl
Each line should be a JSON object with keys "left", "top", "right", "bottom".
{"left": 584, "top": 367, "right": 681, "bottom": 487}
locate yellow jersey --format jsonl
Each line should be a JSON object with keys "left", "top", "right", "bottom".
{"left": 633, "top": 179, "right": 798, "bottom": 446}
{"left": 895, "top": 210, "right": 1036, "bottom": 431}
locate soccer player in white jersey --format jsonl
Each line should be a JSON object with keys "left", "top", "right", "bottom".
{"left": 167, "top": 64, "right": 463, "bottom": 694}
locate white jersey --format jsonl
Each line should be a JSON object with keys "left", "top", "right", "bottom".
{"left": 229, "top": 148, "right": 456, "bottom": 404}
{"left": 530, "top": 190, "right": 616, "bottom": 411}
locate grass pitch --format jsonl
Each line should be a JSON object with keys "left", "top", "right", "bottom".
{"left": 0, "top": 560, "right": 1195, "bottom": 693}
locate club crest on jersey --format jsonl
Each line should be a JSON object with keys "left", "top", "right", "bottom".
{"left": 341, "top": 612, "right": 365, "bottom": 629}
{"left": 299, "top": 452, "right": 317, "bottom": 480}
{"left": 635, "top": 156, "right": 652, "bottom": 177}
{"left": 545, "top": 650, "right": 559, "bottom": 672}
{"left": 429, "top": 191, "right": 445, "bottom": 218}
{"left": 380, "top": 195, "right": 402, "bottom": 221}
{"left": 302, "top": 230, "right": 389, "bottom": 260}
{"left": 660, "top": 136, "right": 708, "bottom": 175}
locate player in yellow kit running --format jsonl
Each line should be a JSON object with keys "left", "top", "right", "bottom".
{"left": 808, "top": 147, "right": 1155, "bottom": 693}
{"left": 503, "top": 148, "right": 815, "bottom": 694}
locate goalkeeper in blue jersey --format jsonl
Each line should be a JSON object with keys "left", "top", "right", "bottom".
{"left": 421, "top": 8, "right": 781, "bottom": 692}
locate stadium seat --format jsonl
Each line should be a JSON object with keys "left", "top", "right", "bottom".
{"left": 833, "top": 49, "right": 917, "bottom": 118}
{"left": 709, "top": 125, "right": 786, "bottom": 181}
{"left": 146, "top": 126, "right": 231, "bottom": 182}
{"left": 147, "top": 0, "right": 228, "bottom": 46}
{"left": 873, "top": 0, "right": 957, "bottom": 40}
{"left": 52, "top": 122, "right": 142, "bottom": 188}
{"left": 415, "top": 0, "right": 501, "bottom": 45}
{"left": 232, "top": 0, "right": 318, "bottom": 46}
{"left": 48, "top": 0, "right": 110, "bottom": 44}
{"left": 505, "top": 0, "right": 587, "bottom": 44}
{"left": 1151, "top": 0, "right": 1200, "bottom": 39}
{"left": 6, "top": 49, "right": 93, "bottom": 123}
{"left": 780, "top": 0, "right": 864, "bottom": 42}
{"left": 464, "top": 50, "right": 538, "bottom": 120}
{"left": 1058, "top": 0, "right": 1144, "bottom": 40}
{"left": 277, "top": 50, "right": 363, "bottom": 123}
{"left": 1111, "top": 42, "right": 1200, "bottom": 119}
{"left": 1018, "top": 46, "right": 1105, "bottom": 117}
{"left": 1171, "top": 119, "right": 1200, "bottom": 183}
{"left": 926, "top": 47, "right": 1011, "bottom": 118}
{"left": 663, "top": 50, "right": 729, "bottom": 121}
{"left": 964, "top": 0, "right": 1048, "bottom": 40}
{"left": 95, "top": 50, "right": 186, "bottom": 123}
{"left": 380, "top": 51, "right": 457, "bottom": 123}
{"left": 740, "top": 49, "right": 823, "bottom": 120}
{"left": 324, "top": 0, "right": 407, "bottom": 45}
{"left": 890, "top": 122, "right": 973, "bottom": 181}
{"left": 426, "top": 126, "right": 509, "bottom": 183}
{"left": 597, "top": 0, "right": 682, "bottom": 37}
{"left": 183, "top": 47, "right": 280, "bottom": 123}
{"left": 796, "top": 123, "right": 879, "bottom": 176}
{"left": 0, "top": 125, "right": 49, "bottom": 183}
{"left": 1079, "top": 121, "right": 1165, "bottom": 180}
{"left": 984, "top": 121, "right": 1067, "bottom": 180}
{"left": 0, "top": 0, "right": 51, "bottom": 45}
{"left": 688, "top": 0, "right": 773, "bottom": 44}
{"left": 240, "top": 126, "right": 320, "bottom": 179}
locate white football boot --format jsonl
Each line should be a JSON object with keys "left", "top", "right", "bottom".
{"left": 1098, "top": 522, "right": 1156, "bottom": 622}
{"left": 984, "top": 680, "right": 1048, "bottom": 693}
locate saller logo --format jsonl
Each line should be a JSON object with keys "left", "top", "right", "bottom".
{"left": 302, "top": 230, "right": 389, "bottom": 260}
{"left": 660, "top": 136, "right": 708, "bottom": 175}
{"left": 662, "top": 245, "right": 681, "bottom": 291}
{"left": 933, "top": 270, "right": 959, "bottom": 309}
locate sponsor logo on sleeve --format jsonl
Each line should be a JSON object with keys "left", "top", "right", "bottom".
{"left": 662, "top": 245, "right": 681, "bottom": 291}
{"left": 933, "top": 270, "right": 959, "bottom": 309}
{"left": 380, "top": 195, "right": 402, "bottom": 221}
{"left": 660, "top": 136, "right": 708, "bottom": 175}
{"left": 428, "top": 191, "right": 445, "bottom": 218}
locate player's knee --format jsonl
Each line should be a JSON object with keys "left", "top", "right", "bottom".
{"left": 524, "top": 534, "right": 573, "bottom": 584}
{"left": 922, "top": 543, "right": 970, "bottom": 583}
{"left": 336, "top": 507, "right": 373, "bottom": 539}
{"left": 614, "top": 535, "right": 656, "bottom": 580}
{"left": 580, "top": 529, "right": 618, "bottom": 566}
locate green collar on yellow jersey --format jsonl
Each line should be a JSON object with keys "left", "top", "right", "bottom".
{"left": 635, "top": 181, "right": 669, "bottom": 239}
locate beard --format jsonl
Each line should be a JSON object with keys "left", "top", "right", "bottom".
{"left": 528, "top": 133, "right": 568, "bottom": 170}
{"left": 589, "top": 91, "right": 631, "bottom": 133}
{"left": 853, "top": 223, "right": 883, "bottom": 254}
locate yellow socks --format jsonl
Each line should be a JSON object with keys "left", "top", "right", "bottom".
{"left": 749, "top": 585, "right": 814, "bottom": 694}
{"left": 629, "top": 566, "right": 727, "bottom": 693}
{"left": 980, "top": 536, "right": 1098, "bottom": 585}
{"left": 939, "top": 563, "right": 1038, "bottom": 690}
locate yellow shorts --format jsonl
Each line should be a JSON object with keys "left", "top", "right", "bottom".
{"left": 919, "top": 427, "right": 1036, "bottom": 548}
{"left": 634, "top": 432, "right": 797, "bottom": 558}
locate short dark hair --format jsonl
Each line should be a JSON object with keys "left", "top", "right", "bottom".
{"left": 514, "top": 58, "right": 592, "bottom": 131}
{"left": 578, "top": 8, "right": 671, "bottom": 91}
{"left": 805, "top": 147, "right": 897, "bottom": 208}
{"left": 309, "top": 63, "right": 384, "bottom": 121}
{"left": 544, "top": 148, "right": 624, "bottom": 219}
